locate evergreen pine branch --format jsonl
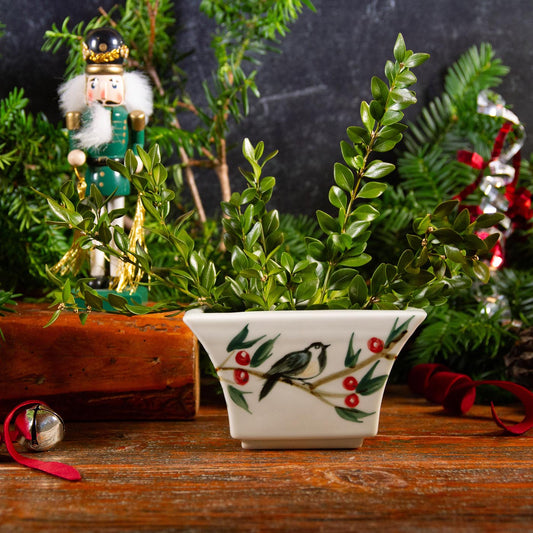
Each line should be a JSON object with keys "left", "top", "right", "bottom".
{"left": 401, "top": 304, "right": 515, "bottom": 377}
{"left": 397, "top": 43, "right": 510, "bottom": 206}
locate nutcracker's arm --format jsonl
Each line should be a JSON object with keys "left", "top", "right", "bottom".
{"left": 65, "top": 111, "right": 86, "bottom": 167}
{"left": 129, "top": 111, "right": 146, "bottom": 153}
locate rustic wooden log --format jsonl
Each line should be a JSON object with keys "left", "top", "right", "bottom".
{"left": 0, "top": 303, "right": 199, "bottom": 420}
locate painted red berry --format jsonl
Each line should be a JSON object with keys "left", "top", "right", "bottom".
{"left": 342, "top": 376, "right": 358, "bottom": 391}
{"left": 344, "top": 393, "right": 360, "bottom": 408}
{"left": 368, "top": 337, "right": 384, "bottom": 353}
{"left": 235, "top": 350, "right": 251, "bottom": 366}
{"left": 234, "top": 369, "right": 249, "bottom": 386}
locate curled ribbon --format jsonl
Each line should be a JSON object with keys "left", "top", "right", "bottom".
{"left": 454, "top": 92, "right": 533, "bottom": 268}
{"left": 0, "top": 400, "right": 81, "bottom": 481}
{"left": 408, "top": 364, "right": 533, "bottom": 435}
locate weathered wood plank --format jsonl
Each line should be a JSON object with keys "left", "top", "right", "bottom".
{"left": 0, "top": 386, "right": 531, "bottom": 531}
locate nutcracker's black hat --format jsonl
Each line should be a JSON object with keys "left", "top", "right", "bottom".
{"left": 83, "top": 28, "right": 129, "bottom": 75}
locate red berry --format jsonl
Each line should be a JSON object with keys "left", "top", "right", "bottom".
{"left": 368, "top": 337, "right": 384, "bottom": 353}
{"left": 235, "top": 350, "right": 251, "bottom": 366}
{"left": 344, "top": 393, "right": 360, "bottom": 408}
{"left": 234, "top": 369, "right": 249, "bottom": 386}
{"left": 342, "top": 376, "right": 358, "bottom": 391}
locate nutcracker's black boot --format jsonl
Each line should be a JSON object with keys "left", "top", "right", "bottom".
{"left": 88, "top": 276, "right": 110, "bottom": 290}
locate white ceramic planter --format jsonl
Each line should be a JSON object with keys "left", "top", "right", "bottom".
{"left": 184, "top": 308, "right": 426, "bottom": 449}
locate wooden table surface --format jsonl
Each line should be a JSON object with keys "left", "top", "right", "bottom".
{"left": 1, "top": 385, "right": 532, "bottom": 532}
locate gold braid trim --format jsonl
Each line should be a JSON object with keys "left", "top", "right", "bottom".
{"left": 112, "top": 194, "right": 147, "bottom": 293}
{"left": 82, "top": 43, "right": 129, "bottom": 63}
{"left": 50, "top": 168, "right": 88, "bottom": 276}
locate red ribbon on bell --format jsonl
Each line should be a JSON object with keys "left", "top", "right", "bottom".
{"left": 0, "top": 401, "right": 81, "bottom": 481}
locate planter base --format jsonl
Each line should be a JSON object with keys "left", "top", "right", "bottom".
{"left": 241, "top": 437, "right": 364, "bottom": 450}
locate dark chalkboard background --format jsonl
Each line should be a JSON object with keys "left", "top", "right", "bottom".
{"left": 1, "top": 0, "right": 532, "bottom": 216}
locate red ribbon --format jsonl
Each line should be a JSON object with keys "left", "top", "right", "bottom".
{"left": 1, "top": 400, "right": 81, "bottom": 481}
{"left": 408, "top": 364, "right": 533, "bottom": 435}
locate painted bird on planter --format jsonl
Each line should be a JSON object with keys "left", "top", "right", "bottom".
{"left": 259, "top": 342, "right": 329, "bottom": 400}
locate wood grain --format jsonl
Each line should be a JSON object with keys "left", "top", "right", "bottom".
{"left": 0, "top": 386, "right": 531, "bottom": 531}
{"left": 0, "top": 303, "right": 199, "bottom": 420}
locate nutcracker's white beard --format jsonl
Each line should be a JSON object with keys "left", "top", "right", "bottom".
{"left": 58, "top": 71, "right": 153, "bottom": 150}
{"left": 73, "top": 103, "right": 114, "bottom": 150}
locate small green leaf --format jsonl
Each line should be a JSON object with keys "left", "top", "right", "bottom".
{"left": 107, "top": 292, "right": 129, "bottom": 311}
{"left": 472, "top": 260, "right": 490, "bottom": 283}
{"left": 328, "top": 186, "right": 347, "bottom": 209}
{"left": 43, "top": 309, "right": 62, "bottom": 328}
{"left": 381, "top": 109, "right": 404, "bottom": 126}
{"left": 228, "top": 385, "right": 251, "bottom": 413}
{"left": 335, "top": 406, "right": 374, "bottom": 423}
{"left": 349, "top": 275, "right": 368, "bottom": 307}
{"left": 404, "top": 53, "right": 430, "bottom": 67}
{"left": 474, "top": 213, "right": 505, "bottom": 229}
{"left": 370, "top": 76, "right": 389, "bottom": 104}
{"left": 453, "top": 208, "right": 471, "bottom": 232}
{"left": 360, "top": 101, "right": 375, "bottom": 132}
{"left": 393, "top": 33, "right": 406, "bottom": 63}
{"left": 227, "top": 324, "right": 266, "bottom": 352}
{"left": 250, "top": 335, "right": 280, "bottom": 367}
{"left": 433, "top": 200, "right": 459, "bottom": 218}
{"left": 334, "top": 163, "right": 355, "bottom": 192}
{"left": 344, "top": 332, "right": 361, "bottom": 367}
{"left": 432, "top": 228, "right": 463, "bottom": 244}
{"left": 444, "top": 245, "right": 466, "bottom": 264}
{"left": 242, "top": 138, "right": 255, "bottom": 161}
{"left": 353, "top": 204, "right": 380, "bottom": 221}
{"left": 346, "top": 126, "right": 370, "bottom": 146}
{"left": 357, "top": 360, "right": 387, "bottom": 396}
{"left": 364, "top": 160, "right": 395, "bottom": 179}
{"left": 357, "top": 182, "right": 388, "bottom": 199}
{"left": 316, "top": 210, "right": 341, "bottom": 233}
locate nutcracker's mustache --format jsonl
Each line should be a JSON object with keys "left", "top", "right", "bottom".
{"left": 73, "top": 103, "right": 113, "bottom": 150}
{"left": 97, "top": 99, "right": 121, "bottom": 106}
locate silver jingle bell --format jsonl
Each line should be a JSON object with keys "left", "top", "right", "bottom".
{"left": 15, "top": 404, "right": 65, "bottom": 452}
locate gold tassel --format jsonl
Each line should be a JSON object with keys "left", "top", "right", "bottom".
{"left": 50, "top": 168, "right": 88, "bottom": 276}
{"left": 113, "top": 194, "right": 146, "bottom": 293}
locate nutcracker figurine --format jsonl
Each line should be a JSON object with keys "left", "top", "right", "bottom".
{"left": 57, "top": 28, "right": 153, "bottom": 290}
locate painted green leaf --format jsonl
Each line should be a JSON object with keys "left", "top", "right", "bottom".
{"left": 228, "top": 385, "right": 251, "bottom": 413}
{"left": 344, "top": 332, "right": 361, "bottom": 368}
{"left": 357, "top": 361, "right": 388, "bottom": 396}
{"left": 226, "top": 324, "right": 266, "bottom": 352}
{"left": 250, "top": 335, "right": 280, "bottom": 368}
{"left": 384, "top": 315, "right": 415, "bottom": 346}
{"left": 335, "top": 406, "right": 375, "bottom": 423}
